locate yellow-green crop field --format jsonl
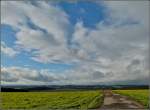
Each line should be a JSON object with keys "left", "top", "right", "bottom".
{"left": 113, "top": 89, "right": 149, "bottom": 108}
{"left": 0, "top": 90, "right": 103, "bottom": 109}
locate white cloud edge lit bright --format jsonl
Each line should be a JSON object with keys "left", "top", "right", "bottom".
{"left": 1, "top": 1, "right": 149, "bottom": 85}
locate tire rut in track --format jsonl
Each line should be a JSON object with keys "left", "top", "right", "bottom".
{"left": 99, "top": 90, "right": 144, "bottom": 110}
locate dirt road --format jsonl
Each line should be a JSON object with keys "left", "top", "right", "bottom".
{"left": 100, "top": 90, "right": 144, "bottom": 109}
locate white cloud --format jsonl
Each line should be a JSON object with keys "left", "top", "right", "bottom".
{"left": 102, "top": 1, "right": 149, "bottom": 27}
{"left": 1, "top": 1, "right": 149, "bottom": 85}
{"left": 1, "top": 42, "right": 18, "bottom": 57}
{"left": 1, "top": 1, "right": 74, "bottom": 64}
{"left": 0, "top": 65, "right": 114, "bottom": 85}
{"left": 1, "top": 1, "right": 28, "bottom": 29}
{"left": 1, "top": 66, "right": 59, "bottom": 83}
{"left": 68, "top": 1, "right": 149, "bottom": 84}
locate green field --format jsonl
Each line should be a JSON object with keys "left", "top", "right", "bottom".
{"left": 1, "top": 90, "right": 103, "bottom": 109}
{"left": 113, "top": 89, "right": 149, "bottom": 108}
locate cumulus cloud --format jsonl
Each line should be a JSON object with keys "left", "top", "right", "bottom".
{"left": 1, "top": 66, "right": 59, "bottom": 83}
{"left": 1, "top": 1, "right": 27, "bottom": 28}
{"left": 67, "top": 1, "right": 149, "bottom": 84}
{"left": 1, "top": 1, "right": 149, "bottom": 85}
{"left": 1, "top": 42, "right": 18, "bottom": 57}
{"left": 1, "top": 1, "right": 73, "bottom": 64}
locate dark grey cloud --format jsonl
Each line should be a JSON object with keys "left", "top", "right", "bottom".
{"left": 130, "top": 59, "right": 140, "bottom": 66}
{"left": 92, "top": 71, "right": 105, "bottom": 79}
{"left": 127, "top": 59, "right": 141, "bottom": 71}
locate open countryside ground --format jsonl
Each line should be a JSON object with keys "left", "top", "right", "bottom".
{"left": 101, "top": 89, "right": 149, "bottom": 109}
{"left": 0, "top": 89, "right": 149, "bottom": 109}
{"left": 1, "top": 90, "right": 103, "bottom": 109}
{"left": 113, "top": 89, "right": 149, "bottom": 108}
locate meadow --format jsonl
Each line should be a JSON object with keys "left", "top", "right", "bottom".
{"left": 113, "top": 89, "right": 149, "bottom": 108}
{"left": 1, "top": 90, "right": 103, "bottom": 109}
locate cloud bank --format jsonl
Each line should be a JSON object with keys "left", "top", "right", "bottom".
{"left": 1, "top": 1, "right": 149, "bottom": 85}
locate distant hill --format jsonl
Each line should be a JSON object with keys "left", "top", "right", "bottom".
{"left": 1, "top": 88, "right": 28, "bottom": 92}
{"left": 1, "top": 85, "right": 148, "bottom": 92}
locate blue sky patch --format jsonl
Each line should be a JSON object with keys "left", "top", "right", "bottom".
{"left": 1, "top": 24, "right": 17, "bottom": 47}
{"left": 58, "top": 1, "right": 106, "bottom": 28}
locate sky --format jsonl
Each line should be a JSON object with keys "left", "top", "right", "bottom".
{"left": 1, "top": 1, "right": 149, "bottom": 85}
